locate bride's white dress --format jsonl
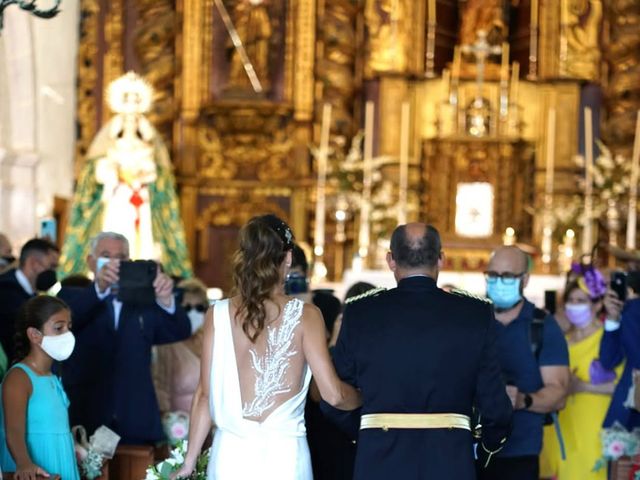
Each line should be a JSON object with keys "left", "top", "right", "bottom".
{"left": 207, "top": 298, "right": 312, "bottom": 479}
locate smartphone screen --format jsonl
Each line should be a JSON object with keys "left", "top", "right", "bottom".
{"left": 40, "top": 218, "right": 57, "bottom": 242}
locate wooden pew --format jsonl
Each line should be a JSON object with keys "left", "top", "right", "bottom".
{"left": 108, "top": 445, "right": 154, "bottom": 480}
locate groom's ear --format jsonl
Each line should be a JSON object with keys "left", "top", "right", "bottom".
{"left": 386, "top": 252, "right": 397, "bottom": 272}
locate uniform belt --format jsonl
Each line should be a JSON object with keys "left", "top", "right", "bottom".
{"left": 360, "top": 413, "right": 471, "bottom": 431}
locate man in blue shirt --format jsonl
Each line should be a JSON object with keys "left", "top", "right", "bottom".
{"left": 478, "top": 246, "right": 570, "bottom": 480}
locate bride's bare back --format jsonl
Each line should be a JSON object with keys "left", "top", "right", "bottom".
{"left": 230, "top": 294, "right": 308, "bottom": 423}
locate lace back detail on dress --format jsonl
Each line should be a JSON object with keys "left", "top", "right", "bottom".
{"left": 242, "top": 299, "right": 304, "bottom": 418}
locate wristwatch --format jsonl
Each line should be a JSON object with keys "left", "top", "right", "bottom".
{"left": 523, "top": 393, "right": 533, "bottom": 410}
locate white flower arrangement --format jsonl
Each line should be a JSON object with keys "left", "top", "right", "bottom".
{"left": 593, "top": 423, "right": 640, "bottom": 472}
{"left": 145, "top": 441, "right": 210, "bottom": 480}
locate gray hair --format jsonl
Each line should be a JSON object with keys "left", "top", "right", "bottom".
{"left": 90, "top": 232, "right": 129, "bottom": 256}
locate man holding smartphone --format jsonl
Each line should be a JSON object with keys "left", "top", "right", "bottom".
{"left": 57, "top": 231, "right": 191, "bottom": 445}
{"left": 600, "top": 271, "right": 640, "bottom": 431}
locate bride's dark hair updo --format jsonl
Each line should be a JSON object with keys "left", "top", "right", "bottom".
{"left": 232, "top": 214, "right": 295, "bottom": 342}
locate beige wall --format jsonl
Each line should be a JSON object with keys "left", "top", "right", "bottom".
{"left": 0, "top": 2, "right": 79, "bottom": 249}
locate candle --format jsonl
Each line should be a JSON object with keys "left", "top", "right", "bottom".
{"left": 452, "top": 46, "right": 461, "bottom": 81}
{"left": 428, "top": 0, "right": 436, "bottom": 24}
{"left": 510, "top": 62, "right": 520, "bottom": 106}
{"left": 501, "top": 42, "right": 510, "bottom": 83}
{"left": 545, "top": 108, "right": 556, "bottom": 197}
{"left": 442, "top": 68, "right": 450, "bottom": 102}
{"left": 583, "top": 107, "right": 594, "bottom": 255}
{"left": 626, "top": 110, "right": 640, "bottom": 250}
{"left": 359, "top": 101, "right": 375, "bottom": 262}
{"left": 398, "top": 101, "right": 410, "bottom": 225}
{"left": 314, "top": 103, "right": 332, "bottom": 259}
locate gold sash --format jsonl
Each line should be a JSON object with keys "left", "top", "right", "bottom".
{"left": 360, "top": 413, "right": 471, "bottom": 431}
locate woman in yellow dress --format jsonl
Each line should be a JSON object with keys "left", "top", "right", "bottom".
{"left": 540, "top": 275, "right": 619, "bottom": 479}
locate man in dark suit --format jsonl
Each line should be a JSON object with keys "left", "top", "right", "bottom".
{"left": 58, "top": 231, "right": 191, "bottom": 445}
{"left": 322, "top": 223, "right": 512, "bottom": 480}
{"left": 0, "top": 238, "right": 60, "bottom": 360}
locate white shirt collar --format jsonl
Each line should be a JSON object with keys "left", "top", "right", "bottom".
{"left": 15, "top": 269, "right": 34, "bottom": 296}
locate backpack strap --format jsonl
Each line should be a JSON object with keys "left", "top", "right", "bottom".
{"left": 530, "top": 307, "right": 548, "bottom": 362}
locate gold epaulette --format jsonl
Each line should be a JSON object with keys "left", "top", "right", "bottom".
{"left": 449, "top": 288, "right": 492, "bottom": 304}
{"left": 345, "top": 287, "right": 386, "bottom": 305}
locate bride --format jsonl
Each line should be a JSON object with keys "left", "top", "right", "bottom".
{"left": 174, "top": 214, "right": 362, "bottom": 479}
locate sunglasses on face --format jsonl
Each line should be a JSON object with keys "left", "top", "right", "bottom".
{"left": 183, "top": 304, "right": 208, "bottom": 313}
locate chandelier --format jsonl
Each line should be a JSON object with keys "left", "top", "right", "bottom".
{"left": 0, "top": 1, "right": 61, "bottom": 31}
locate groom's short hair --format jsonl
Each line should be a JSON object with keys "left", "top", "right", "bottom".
{"left": 390, "top": 224, "right": 441, "bottom": 269}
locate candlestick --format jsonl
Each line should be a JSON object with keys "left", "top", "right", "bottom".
{"left": 627, "top": 111, "right": 640, "bottom": 250}
{"left": 358, "top": 101, "right": 375, "bottom": 264}
{"left": 312, "top": 103, "right": 332, "bottom": 282}
{"left": 583, "top": 107, "right": 594, "bottom": 255}
{"left": 545, "top": 108, "right": 556, "bottom": 197}
{"left": 398, "top": 101, "right": 410, "bottom": 225}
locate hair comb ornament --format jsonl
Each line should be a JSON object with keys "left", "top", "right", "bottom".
{"left": 261, "top": 214, "right": 295, "bottom": 251}
{"left": 570, "top": 261, "right": 607, "bottom": 300}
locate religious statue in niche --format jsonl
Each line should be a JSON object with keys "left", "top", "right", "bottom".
{"left": 365, "top": 0, "right": 413, "bottom": 75}
{"left": 459, "top": 0, "right": 507, "bottom": 47}
{"left": 561, "top": 0, "right": 602, "bottom": 81}
{"left": 226, "top": 0, "right": 272, "bottom": 93}
{"left": 59, "top": 72, "right": 192, "bottom": 277}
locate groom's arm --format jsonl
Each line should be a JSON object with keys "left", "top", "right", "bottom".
{"left": 319, "top": 305, "right": 362, "bottom": 439}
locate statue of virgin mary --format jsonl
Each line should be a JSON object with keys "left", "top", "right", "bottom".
{"left": 60, "top": 72, "right": 192, "bottom": 278}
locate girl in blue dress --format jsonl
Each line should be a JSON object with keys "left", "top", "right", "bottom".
{"left": 0, "top": 295, "right": 80, "bottom": 479}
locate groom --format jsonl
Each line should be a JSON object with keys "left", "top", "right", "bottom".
{"left": 322, "top": 223, "right": 512, "bottom": 479}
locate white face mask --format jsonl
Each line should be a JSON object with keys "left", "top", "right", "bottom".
{"left": 41, "top": 331, "right": 76, "bottom": 361}
{"left": 188, "top": 310, "right": 205, "bottom": 333}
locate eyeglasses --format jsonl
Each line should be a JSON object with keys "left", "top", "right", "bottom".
{"left": 183, "top": 304, "right": 207, "bottom": 313}
{"left": 484, "top": 271, "right": 526, "bottom": 285}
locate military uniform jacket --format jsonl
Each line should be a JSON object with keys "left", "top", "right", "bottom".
{"left": 321, "top": 276, "right": 512, "bottom": 480}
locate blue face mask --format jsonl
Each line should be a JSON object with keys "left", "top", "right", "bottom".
{"left": 487, "top": 278, "right": 522, "bottom": 310}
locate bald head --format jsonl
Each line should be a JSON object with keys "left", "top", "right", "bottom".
{"left": 488, "top": 245, "right": 528, "bottom": 274}
{"left": 390, "top": 223, "right": 441, "bottom": 270}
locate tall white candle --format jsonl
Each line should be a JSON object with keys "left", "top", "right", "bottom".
{"left": 626, "top": 110, "right": 640, "bottom": 250}
{"left": 510, "top": 62, "right": 520, "bottom": 107}
{"left": 545, "top": 108, "right": 556, "bottom": 197}
{"left": 359, "top": 101, "right": 375, "bottom": 260}
{"left": 398, "top": 101, "right": 410, "bottom": 225}
{"left": 314, "top": 103, "right": 332, "bottom": 259}
{"left": 442, "top": 68, "right": 450, "bottom": 103}
{"left": 501, "top": 42, "right": 510, "bottom": 83}
{"left": 583, "top": 107, "right": 594, "bottom": 255}
{"left": 428, "top": 0, "right": 436, "bottom": 23}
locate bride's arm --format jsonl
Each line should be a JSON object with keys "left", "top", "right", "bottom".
{"left": 302, "top": 304, "right": 362, "bottom": 410}
{"left": 172, "top": 307, "right": 215, "bottom": 478}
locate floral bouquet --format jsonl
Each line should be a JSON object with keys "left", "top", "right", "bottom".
{"left": 162, "top": 411, "right": 190, "bottom": 446}
{"left": 145, "top": 440, "right": 209, "bottom": 480}
{"left": 73, "top": 425, "right": 120, "bottom": 480}
{"left": 594, "top": 423, "right": 640, "bottom": 472}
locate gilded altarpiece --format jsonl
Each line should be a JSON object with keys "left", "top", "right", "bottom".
{"left": 422, "top": 138, "right": 535, "bottom": 269}
{"left": 176, "top": 0, "right": 319, "bottom": 289}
